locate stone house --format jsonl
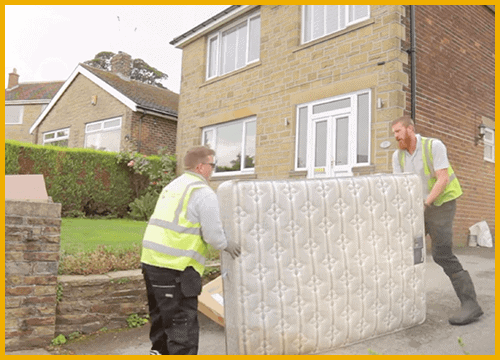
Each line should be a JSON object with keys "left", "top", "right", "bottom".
{"left": 5, "top": 69, "right": 64, "bottom": 143}
{"left": 29, "top": 52, "right": 179, "bottom": 156}
{"left": 170, "top": 5, "right": 495, "bottom": 245}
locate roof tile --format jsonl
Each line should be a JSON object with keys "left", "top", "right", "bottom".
{"left": 80, "top": 63, "right": 178, "bottom": 117}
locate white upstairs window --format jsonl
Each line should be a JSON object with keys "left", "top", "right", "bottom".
{"left": 302, "top": 5, "right": 370, "bottom": 44}
{"left": 5, "top": 105, "right": 24, "bottom": 125}
{"left": 207, "top": 11, "right": 260, "bottom": 80}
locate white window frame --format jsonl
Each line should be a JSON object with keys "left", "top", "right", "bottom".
{"left": 5, "top": 105, "right": 24, "bottom": 125}
{"left": 483, "top": 127, "right": 495, "bottom": 163}
{"left": 206, "top": 11, "right": 260, "bottom": 80}
{"left": 302, "top": 5, "right": 370, "bottom": 44}
{"left": 43, "top": 128, "right": 70, "bottom": 146}
{"left": 84, "top": 117, "right": 122, "bottom": 152}
{"left": 202, "top": 116, "right": 256, "bottom": 177}
{"left": 295, "top": 89, "right": 372, "bottom": 177}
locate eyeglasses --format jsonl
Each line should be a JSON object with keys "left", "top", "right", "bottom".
{"left": 202, "top": 162, "right": 216, "bottom": 169}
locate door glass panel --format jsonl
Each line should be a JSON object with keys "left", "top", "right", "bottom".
{"left": 336, "top": 117, "right": 349, "bottom": 165}
{"left": 313, "top": 98, "right": 350, "bottom": 114}
{"left": 357, "top": 93, "right": 369, "bottom": 163}
{"left": 315, "top": 120, "right": 327, "bottom": 167}
{"left": 297, "top": 107, "right": 308, "bottom": 168}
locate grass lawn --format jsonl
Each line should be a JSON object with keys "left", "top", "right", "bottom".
{"left": 61, "top": 218, "right": 147, "bottom": 254}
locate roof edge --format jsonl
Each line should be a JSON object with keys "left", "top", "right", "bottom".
{"left": 170, "top": 5, "right": 258, "bottom": 48}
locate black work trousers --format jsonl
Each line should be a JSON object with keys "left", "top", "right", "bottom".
{"left": 142, "top": 263, "right": 202, "bottom": 355}
{"left": 424, "top": 199, "right": 464, "bottom": 277}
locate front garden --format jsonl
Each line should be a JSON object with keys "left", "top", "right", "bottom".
{"left": 6, "top": 140, "right": 221, "bottom": 281}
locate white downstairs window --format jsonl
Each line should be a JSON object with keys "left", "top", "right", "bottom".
{"left": 43, "top": 128, "right": 70, "bottom": 147}
{"left": 84, "top": 117, "right": 122, "bottom": 152}
{"left": 202, "top": 116, "right": 256, "bottom": 175}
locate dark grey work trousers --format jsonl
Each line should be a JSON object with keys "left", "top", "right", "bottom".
{"left": 424, "top": 199, "right": 464, "bottom": 277}
{"left": 141, "top": 263, "right": 202, "bottom": 355}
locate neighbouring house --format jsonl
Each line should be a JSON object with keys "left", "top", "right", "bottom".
{"left": 29, "top": 52, "right": 179, "bottom": 156}
{"left": 5, "top": 69, "right": 64, "bottom": 143}
{"left": 170, "top": 5, "right": 495, "bottom": 246}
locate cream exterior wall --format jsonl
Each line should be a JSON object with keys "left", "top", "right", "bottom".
{"left": 35, "top": 74, "right": 133, "bottom": 150}
{"left": 5, "top": 104, "right": 45, "bottom": 143}
{"left": 176, "top": 5, "right": 408, "bottom": 186}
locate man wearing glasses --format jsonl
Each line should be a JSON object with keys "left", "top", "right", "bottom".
{"left": 141, "top": 146, "right": 241, "bottom": 355}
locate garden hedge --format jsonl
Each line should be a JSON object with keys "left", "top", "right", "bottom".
{"left": 5, "top": 140, "right": 160, "bottom": 217}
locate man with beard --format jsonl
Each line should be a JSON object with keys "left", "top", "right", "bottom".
{"left": 391, "top": 115, "right": 483, "bottom": 325}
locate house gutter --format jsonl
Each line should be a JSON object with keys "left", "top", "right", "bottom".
{"left": 409, "top": 5, "right": 417, "bottom": 122}
{"left": 137, "top": 111, "right": 146, "bottom": 153}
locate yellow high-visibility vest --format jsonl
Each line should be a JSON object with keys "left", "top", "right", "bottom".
{"left": 140, "top": 172, "right": 209, "bottom": 276}
{"left": 399, "top": 137, "right": 462, "bottom": 206}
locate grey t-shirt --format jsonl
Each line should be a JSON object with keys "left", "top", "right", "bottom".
{"left": 184, "top": 172, "right": 228, "bottom": 251}
{"left": 392, "top": 134, "right": 450, "bottom": 197}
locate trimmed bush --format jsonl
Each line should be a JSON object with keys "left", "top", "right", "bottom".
{"left": 5, "top": 140, "right": 164, "bottom": 218}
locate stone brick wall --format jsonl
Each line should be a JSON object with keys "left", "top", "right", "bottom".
{"left": 36, "top": 74, "right": 131, "bottom": 149}
{"left": 5, "top": 103, "right": 44, "bottom": 143}
{"left": 177, "top": 5, "right": 494, "bottom": 245}
{"left": 56, "top": 270, "right": 148, "bottom": 336}
{"left": 402, "top": 5, "right": 495, "bottom": 245}
{"left": 176, "top": 5, "right": 408, "bottom": 181}
{"left": 5, "top": 200, "right": 62, "bottom": 351}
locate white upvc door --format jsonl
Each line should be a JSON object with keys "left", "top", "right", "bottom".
{"left": 309, "top": 114, "right": 353, "bottom": 178}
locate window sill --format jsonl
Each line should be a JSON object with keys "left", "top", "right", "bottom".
{"left": 294, "top": 18, "right": 375, "bottom": 53}
{"left": 210, "top": 172, "right": 257, "bottom": 182}
{"left": 201, "top": 61, "right": 262, "bottom": 89}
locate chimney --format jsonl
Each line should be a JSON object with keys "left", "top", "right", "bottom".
{"left": 111, "top": 51, "right": 132, "bottom": 80}
{"left": 8, "top": 68, "right": 19, "bottom": 89}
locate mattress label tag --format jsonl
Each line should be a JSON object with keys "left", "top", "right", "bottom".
{"left": 211, "top": 293, "right": 224, "bottom": 306}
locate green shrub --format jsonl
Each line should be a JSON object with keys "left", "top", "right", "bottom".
{"left": 58, "top": 244, "right": 141, "bottom": 275}
{"left": 126, "top": 313, "right": 148, "bottom": 328}
{"left": 5, "top": 140, "right": 174, "bottom": 218}
{"left": 117, "top": 149, "right": 177, "bottom": 219}
{"left": 51, "top": 334, "right": 67, "bottom": 346}
{"left": 129, "top": 191, "right": 160, "bottom": 221}
{"left": 5, "top": 139, "right": 21, "bottom": 174}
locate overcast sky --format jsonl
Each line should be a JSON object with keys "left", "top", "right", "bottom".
{"left": 5, "top": 5, "right": 230, "bottom": 93}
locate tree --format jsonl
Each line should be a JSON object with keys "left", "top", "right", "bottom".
{"left": 84, "top": 51, "right": 168, "bottom": 88}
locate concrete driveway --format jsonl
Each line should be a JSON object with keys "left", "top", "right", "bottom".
{"left": 6, "top": 246, "right": 495, "bottom": 355}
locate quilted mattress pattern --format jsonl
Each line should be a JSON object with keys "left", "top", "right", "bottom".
{"left": 217, "top": 174, "right": 426, "bottom": 355}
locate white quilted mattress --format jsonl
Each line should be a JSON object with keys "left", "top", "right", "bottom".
{"left": 217, "top": 174, "right": 426, "bottom": 355}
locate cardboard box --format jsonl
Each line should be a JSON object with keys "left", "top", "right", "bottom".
{"left": 198, "top": 276, "right": 224, "bottom": 327}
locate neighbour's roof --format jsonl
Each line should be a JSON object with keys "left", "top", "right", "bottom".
{"left": 29, "top": 63, "right": 179, "bottom": 134}
{"left": 5, "top": 81, "right": 64, "bottom": 102}
{"left": 80, "top": 63, "right": 178, "bottom": 117}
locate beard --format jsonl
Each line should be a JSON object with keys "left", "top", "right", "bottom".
{"left": 397, "top": 138, "right": 410, "bottom": 150}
